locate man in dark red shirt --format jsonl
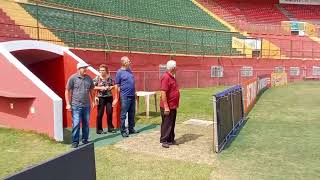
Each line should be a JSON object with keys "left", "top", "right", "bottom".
{"left": 160, "top": 60, "right": 180, "bottom": 148}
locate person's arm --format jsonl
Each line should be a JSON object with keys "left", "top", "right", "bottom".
{"left": 112, "top": 72, "right": 121, "bottom": 107}
{"left": 160, "top": 91, "right": 170, "bottom": 115}
{"left": 160, "top": 76, "right": 170, "bottom": 115}
{"left": 90, "top": 88, "right": 96, "bottom": 108}
{"left": 94, "top": 86, "right": 108, "bottom": 90}
{"left": 65, "top": 77, "right": 74, "bottom": 111}
{"left": 65, "top": 89, "right": 72, "bottom": 111}
{"left": 112, "top": 84, "right": 120, "bottom": 107}
{"left": 90, "top": 79, "right": 96, "bottom": 108}
{"left": 93, "top": 77, "right": 108, "bottom": 90}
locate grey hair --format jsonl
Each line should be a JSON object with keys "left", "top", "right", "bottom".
{"left": 166, "top": 60, "right": 176, "bottom": 70}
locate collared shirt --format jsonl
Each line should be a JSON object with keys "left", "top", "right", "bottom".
{"left": 115, "top": 68, "right": 135, "bottom": 97}
{"left": 160, "top": 72, "right": 180, "bottom": 109}
{"left": 66, "top": 73, "right": 94, "bottom": 107}
{"left": 93, "top": 76, "right": 114, "bottom": 97}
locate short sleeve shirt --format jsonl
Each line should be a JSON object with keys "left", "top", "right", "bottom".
{"left": 160, "top": 72, "right": 180, "bottom": 109}
{"left": 66, "top": 73, "right": 94, "bottom": 107}
{"left": 115, "top": 68, "right": 135, "bottom": 97}
{"left": 93, "top": 76, "right": 114, "bottom": 97}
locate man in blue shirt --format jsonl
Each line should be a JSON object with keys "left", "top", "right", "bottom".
{"left": 115, "top": 56, "right": 138, "bottom": 137}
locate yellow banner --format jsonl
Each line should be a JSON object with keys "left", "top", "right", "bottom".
{"left": 271, "top": 72, "right": 287, "bottom": 87}
{"left": 232, "top": 37, "right": 253, "bottom": 57}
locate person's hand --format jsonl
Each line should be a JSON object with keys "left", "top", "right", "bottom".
{"left": 112, "top": 99, "right": 118, "bottom": 107}
{"left": 164, "top": 107, "right": 170, "bottom": 116}
{"left": 66, "top": 104, "right": 71, "bottom": 111}
{"left": 108, "top": 86, "right": 114, "bottom": 90}
{"left": 94, "top": 97, "right": 99, "bottom": 105}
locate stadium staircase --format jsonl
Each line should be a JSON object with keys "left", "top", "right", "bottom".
{"left": 274, "top": 4, "right": 295, "bottom": 21}
{"left": 0, "top": 0, "right": 64, "bottom": 45}
{"left": 0, "top": 8, "right": 30, "bottom": 42}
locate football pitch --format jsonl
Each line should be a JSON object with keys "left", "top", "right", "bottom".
{"left": 0, "top": 82, "right": 319, "bottom": 179}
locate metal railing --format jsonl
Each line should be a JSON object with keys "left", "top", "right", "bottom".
{"left": 1, "top": 1, "right": 320, "bottom": 59}
{"left": 2, "top": 22, "right": 320, "bottom": 60}
{"left": 105, "top": 67, "right": 319, "bottom": 91}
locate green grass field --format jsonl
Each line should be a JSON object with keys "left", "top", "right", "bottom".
{"left": 1, "top": 82, "right": 320, "bottom": 179}
{"left": 136, "top": 86, "right": 227, "bottom": 124}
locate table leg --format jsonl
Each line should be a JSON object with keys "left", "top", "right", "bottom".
{"left": 136, "top": 96, "right": 139, "bottom": 113}
{"left": 146, "top": 95, "right": 150, "bottom": 118}
{"left": 154, "top": 94, "right": 157, "bottom": 112}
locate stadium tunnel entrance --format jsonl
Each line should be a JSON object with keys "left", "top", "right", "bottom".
{"left": 11, "top": 49, "right": 70, "bottom": 131}
{"left": 0, "top": 40, "right": 102, "bottom": 141}
{"left": 12, "top": 49, "right": 66, "bottom": 110}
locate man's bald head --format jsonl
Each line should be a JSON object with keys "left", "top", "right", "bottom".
{"left": 121, "top": 56, "right": 131, "bottom": 68}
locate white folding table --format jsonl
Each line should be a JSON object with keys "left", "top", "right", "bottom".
{"left": 136, "top": 91, "right": 157, "bottom": 118}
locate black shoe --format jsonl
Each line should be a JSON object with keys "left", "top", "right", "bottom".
{"left": 162, "top": 143, "right": 170, "bottom": 148}
{"left": 108, "top": 128, "right": 117, "bottom": 133}
{"left": 129, "top": 129, "right": 139, "bottom": 134}
{"left": 71, "top": 143, "right": 78, "bottom": 148}
{"left": 168, "top": 140, "right": 177, "bottom": 145}
{"left": 82, "top": 140, "right": 90, "bottom": 144}
{"left": 121, "top": 132, "right": 129, "bottom": 137}
{"left": 97, "top": 130, "right": 107, "bottom": 134}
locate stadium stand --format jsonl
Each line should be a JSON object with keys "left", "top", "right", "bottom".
{"left": 281, "top": 4, "right": 320, "bottom": 20}
{"left": 0, "top": 0, "right": 319, "bottom": 58}
{"left": 197, "top": 0, "right": 320, "bottom": 58}
{"left": 38, "top": 0, "right": 232, "bottom": 30}
{"left": 21, "top": 2, "right": 243, "bottom": 55}
{"left": 197, "top": 0, "right": 288, "bottom": 25}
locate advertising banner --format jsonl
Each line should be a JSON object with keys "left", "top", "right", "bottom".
{"left": 271, "top": 72, "right": 288, "bottom": 87}
{"left": 242, "top": 78, "right": 258, "bottom": 113}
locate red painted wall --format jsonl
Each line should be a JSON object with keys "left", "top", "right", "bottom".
{"left": 0, "top": 53, "right": 55, "bottom": 138}
{"left": 71, "top": 49, "right": 320, "bottom": 91}
{"left": 27, "top": 57, "right": 66, "bottom": 100}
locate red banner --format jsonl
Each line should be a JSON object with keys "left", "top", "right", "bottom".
{"left": 242, "top": 78, "right": 258, "bottom": 113}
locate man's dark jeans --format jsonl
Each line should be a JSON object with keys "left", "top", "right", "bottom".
{"left": 120, "top": 96, "right": 135, "bottom": 133}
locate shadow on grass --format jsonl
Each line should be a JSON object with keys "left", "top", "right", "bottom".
{"left": 63, "top": 129, "right": 72, "bottom": 144}
{"left": 175, "top": 134, "right": 203, "bottom": 145}
{"left": 63, "top": 128, "right": 120, "bottom": 145}
{"left": 91, "top": 124, "right": 158, "bottom": 144}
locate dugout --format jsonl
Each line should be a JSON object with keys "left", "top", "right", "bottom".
{"left": 0, "top": 40, "right": 120, "bottom": 141}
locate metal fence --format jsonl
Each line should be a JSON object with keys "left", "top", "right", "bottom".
{"left": 1, "top": 1, "right": 320, "bottom": 59}
{"left": 106, "top": 66, "right": 319, "bottom": 91}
